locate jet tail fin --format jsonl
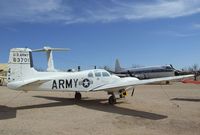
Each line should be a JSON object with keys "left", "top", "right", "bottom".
{"left": 115, "top": 59, "right": 122, "bottom": 72}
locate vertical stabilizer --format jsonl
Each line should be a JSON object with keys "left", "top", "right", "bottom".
{"left": 7, "top": 48, "right": 37, "bottom": 83}
{"left": 115, "top": 59, "right": 122, "bottom": 72}
{"left": 46, "top": 50, "right": 55, "bottom": 72}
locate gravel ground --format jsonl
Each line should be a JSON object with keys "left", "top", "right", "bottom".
{"left": 0, "top": 83, "right": 200, "bottom": 135}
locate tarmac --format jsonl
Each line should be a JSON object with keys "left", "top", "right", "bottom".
{"left": 0, "top": 83, "right": 200, "bottom": 135}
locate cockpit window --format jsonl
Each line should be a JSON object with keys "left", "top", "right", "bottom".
{"left": 166, "top": 66, "right": 172, "bottom": 69}
{"left": 102, "top": 72, "right": 110, "bottom": 77}
{"left": 88, "top": 72, "right": 94, "bottom": 78}
{"left": 95, "top": 72, "right": 101, "bottom": 77}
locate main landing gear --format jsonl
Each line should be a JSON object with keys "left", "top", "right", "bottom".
{"left": 108, "top": 95, "right": 116, "bottom": 105}
{"left": 108, "top": 89, "right": 128, "bottom": 105}
{"left": 75, "top": 92, "right": 82, "bottom": 100}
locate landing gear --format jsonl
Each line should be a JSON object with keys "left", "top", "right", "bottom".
{"left": 75, "top": 92, "right": 81, "bottom": 100}
{"left": 108, "top": 89, "right": 129, "bottom": 104}
{"left": 108, "top": 95, "right": 116, "bottom": 105}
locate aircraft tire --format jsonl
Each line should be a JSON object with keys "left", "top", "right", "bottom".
{"left": 75, "top": 92, "right": 81, "bottom": 100}
{"left": 108, "top": 95, "right": 116, "bottom": 105}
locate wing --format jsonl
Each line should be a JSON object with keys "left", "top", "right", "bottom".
{"left": 92, "top": 75, "right": 194, "bottom": 92}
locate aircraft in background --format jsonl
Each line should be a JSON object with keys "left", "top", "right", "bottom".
{"left": 109, "top": 59, "right": 178, "bottom": 79}
{"left": 7, "top": 48, "right": 193, "bottom": 104}
{"left": 32, "top": 46, "right": 70, "bottom": 72}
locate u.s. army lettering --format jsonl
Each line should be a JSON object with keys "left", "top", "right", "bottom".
{"left": 52, "top": 79, "right": 78, "bottom": 89}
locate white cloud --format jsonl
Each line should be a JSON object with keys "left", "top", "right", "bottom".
{"left": 98, "top": 0, "right": 200, "bottom": 20}
{"left": 0, "top": 0, "right": 200, "bottom": 24}
{"left": 0, "top": 0, "right": 71, "bottom": 23}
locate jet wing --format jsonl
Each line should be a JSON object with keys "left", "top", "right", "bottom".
{"left": 92, "top": 75, "right": 194, "bottom": 92}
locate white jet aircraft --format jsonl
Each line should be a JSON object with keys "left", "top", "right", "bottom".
{"left": 7, "top": 48, "right": 193, "bottom": 104}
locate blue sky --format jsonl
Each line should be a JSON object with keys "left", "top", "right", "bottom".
{"left": 0, "top": 0, "right": 200, "bottom": 70}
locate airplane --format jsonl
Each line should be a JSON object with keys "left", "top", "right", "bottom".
{"left": 7, "top": 48, "right": 193, "bottom": 104}
{"left": 32, "top": 46, "right": 70, "bottom": 72}
{"left": 110, "top": 59, "right": 178, "bottom": 79}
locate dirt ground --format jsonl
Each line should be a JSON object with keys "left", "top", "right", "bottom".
{"left": 0, "top": 83, "right": 200, "bottom": 135}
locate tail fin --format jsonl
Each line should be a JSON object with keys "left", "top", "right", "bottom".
{"left": 115, "top": 59, "right": 122, "bottom": 72}
{"left": 7, "top": 48, "right": 37, "bottom": 82}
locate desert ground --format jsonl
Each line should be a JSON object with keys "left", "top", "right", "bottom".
{"left": 0, "top": 83, "right": 200, "bottom": 135}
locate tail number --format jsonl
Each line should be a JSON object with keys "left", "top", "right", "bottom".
{"left": 13, "top": 57, "right": 29, "bottom": 63}
{"left": 12, "top": 52, "right": 30, "bottom": 64}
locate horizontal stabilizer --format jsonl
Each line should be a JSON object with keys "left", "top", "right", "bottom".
{"left": 33, "top": 46, "right": 70, "bottom": 52}
{"left": 7, "top": 78, "right": 51, "bottom": 90}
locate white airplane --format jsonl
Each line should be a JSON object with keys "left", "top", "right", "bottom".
{"left": 32, "top": 46, "right": 70, "bottom": 72}
{"left": 7, "top": 48, "right": 193, "bottom": 104}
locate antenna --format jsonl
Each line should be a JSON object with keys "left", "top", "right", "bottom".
{"left": 32, "top": 46, "right": 70, "bottom": 72}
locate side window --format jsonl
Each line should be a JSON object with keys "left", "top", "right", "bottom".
{"left": 102, "top": 72, "right": 110, "bottom": 77}
{"left": 88, "top": 72, "right": 94, "bottom": 78}
{"left": 95, "top": 72, "right": 101, "bottom": 77}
